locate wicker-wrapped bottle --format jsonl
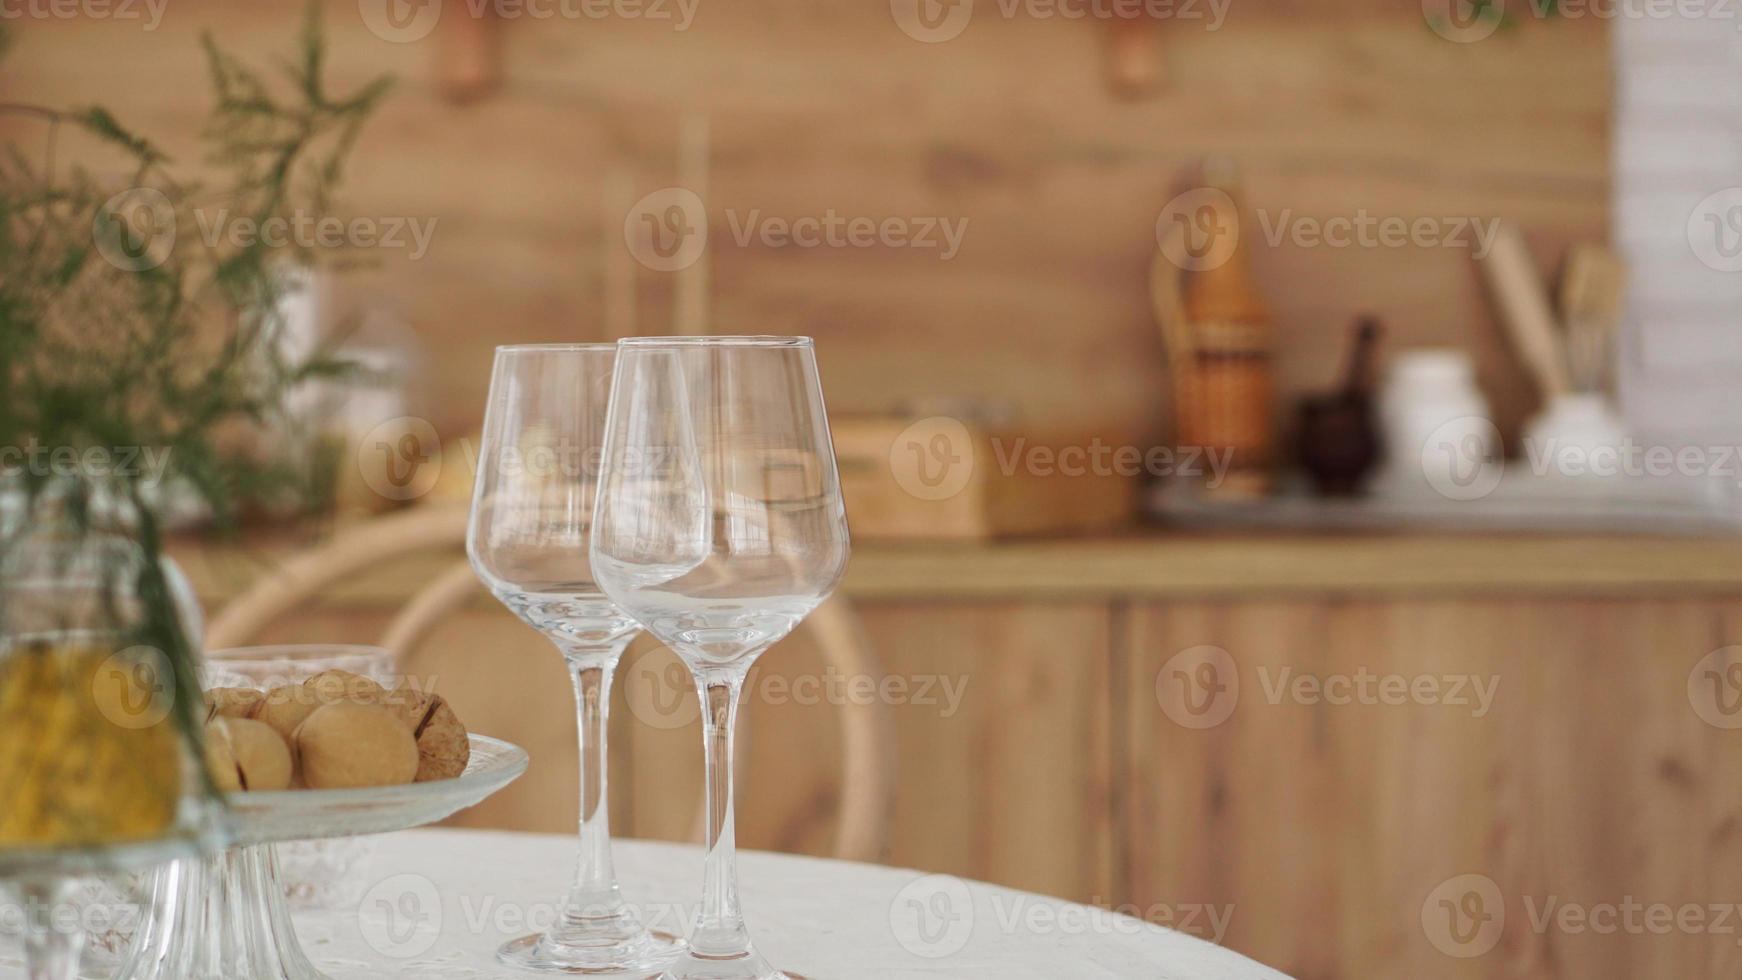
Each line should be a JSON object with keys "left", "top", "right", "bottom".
{"left": 1176, "top": 160, "right": 1274, "bottom": 499}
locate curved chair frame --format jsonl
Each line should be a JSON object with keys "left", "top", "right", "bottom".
{"left": 204, "top": 505, "right": 895, "bottom": 862}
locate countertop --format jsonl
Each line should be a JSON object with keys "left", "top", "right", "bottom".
{"left": 171, "top": 524, "right": 1742, "bottom": 604}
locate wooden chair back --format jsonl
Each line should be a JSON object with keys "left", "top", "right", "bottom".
{"left": 204, "top": 505, "right": 895, "bottom": 862}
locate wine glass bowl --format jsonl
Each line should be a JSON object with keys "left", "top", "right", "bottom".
{"left": 467, "top": 344, "right": 641, "bottom": 652}
{"left": 592, "top": 336, "right": 849, "bottom": 980}
{"left": 592, "top": 337, "right": 849, "bottom": 669}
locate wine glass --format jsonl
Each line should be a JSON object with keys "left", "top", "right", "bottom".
{"left": 591, "top": 336, "right": 850, "bottom": 980}
{"left": 466, "top": 343, "right": 683, "bottom": 974}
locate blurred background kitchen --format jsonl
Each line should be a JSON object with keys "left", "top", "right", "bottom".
{"left": 10, "top": 2, "right": 1742, "bottom": 977}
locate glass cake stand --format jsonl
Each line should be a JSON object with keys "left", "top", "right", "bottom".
{"left": 115, "top": 734, "right": 527, "bottom": 980}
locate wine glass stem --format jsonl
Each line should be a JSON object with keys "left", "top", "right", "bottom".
{"left": 692, "top": 668, "right": 754, "bottom": 958}
{"left": 561, "top": 638, "right": 633, "bottom": 920}
{"left": 16, "top": 878, "right": 82, "bottom": 980}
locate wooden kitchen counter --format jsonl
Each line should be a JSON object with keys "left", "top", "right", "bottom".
{"left": 172, "top": 524, "right": 1742, "bottom": 605}
{"left": 171, "top": 519, "right": 1742, "bottom": 980}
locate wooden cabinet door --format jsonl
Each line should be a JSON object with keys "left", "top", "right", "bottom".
{"left": 1122, "top": 597, "right": 1742, "bottom": 980}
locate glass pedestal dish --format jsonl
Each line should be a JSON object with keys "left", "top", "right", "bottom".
{"left": 116, "top": 734, "right": 527, "bottom": 980}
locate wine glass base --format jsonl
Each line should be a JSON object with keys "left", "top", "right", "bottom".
{"left": 498, "top": 926, "right": 685, "bottom": 975}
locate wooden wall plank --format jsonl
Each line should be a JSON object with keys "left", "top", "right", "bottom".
{"left": 2, "top": 2, "right": 1610, "bottom": 443}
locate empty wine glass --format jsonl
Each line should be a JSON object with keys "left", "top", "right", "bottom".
{"left": 466, "top": 343, "right": 682, "bottom": 974}
{"left": 591, "top": 336, "right": 850, "bottom": 980}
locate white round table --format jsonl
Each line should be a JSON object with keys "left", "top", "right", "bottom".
{"left": 277, "top": 829, "right": 1290, "bottom": 980}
